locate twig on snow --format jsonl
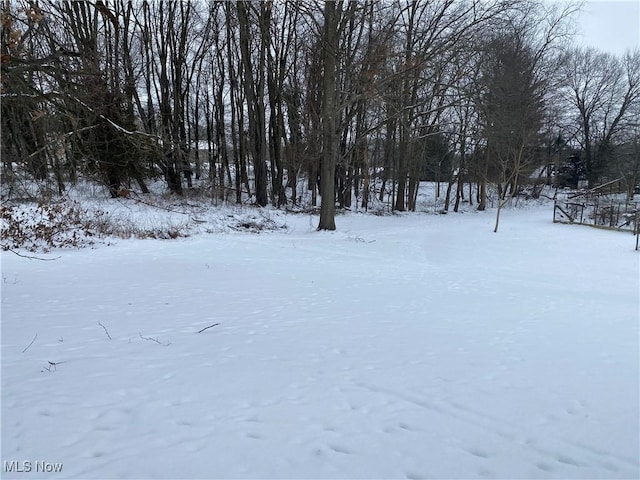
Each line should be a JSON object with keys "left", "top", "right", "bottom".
{"left": 139, "top": 332, "right": 160, "bottom": 344}
{"left": 42, "top": 360, "right": 65, "bottom": 372}
{"left": 139, "top": 332, "right": 170, "bottom": 346}
{"left": 5, "top": 248, "right": 61, "bottom": 261}
{"left": 197, "top": 323, "right": 220, "bottom": 334}
{"left": 22, "top": 333, "right": 37, "bottom": 353}
{"left": 98, "top": 322, "right": 112, "bottom": 340}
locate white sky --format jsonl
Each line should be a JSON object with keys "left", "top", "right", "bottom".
{"left": 573, "top": 0, "right": 640, "bottom": 55}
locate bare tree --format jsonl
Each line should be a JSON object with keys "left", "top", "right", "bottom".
{"left": 2, "top": 0, "right": 587, "bottom": 222}
{"left": 562, "top": 48, "right": 640, "bottom": 187}
{"left": 318, "top": 0, "right": 340, "bottom": 230}
{"left": 236, "top": 1, "right": 269, "bottom": 207}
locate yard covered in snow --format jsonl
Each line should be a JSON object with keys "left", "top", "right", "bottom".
{"left": 1, "top": 202, "right": 639, "bottom": 479}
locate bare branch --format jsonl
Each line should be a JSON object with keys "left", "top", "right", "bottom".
{"left": 22, "top": 333, "right": 38, "bottom": 353}
{"left": 197, "top": 323, "right": 220, "bottom": 334}
{"left": 139, "top": 333, "right": 170, "bottom": 346}
{"left": 98, "top": 322, "right": 112, "bottom": 340}
{"left": 4, "top": 249, "right": 61, "bottom": 261}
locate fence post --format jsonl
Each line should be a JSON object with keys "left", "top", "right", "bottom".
{"left": 633, "top": 209, "right": 640, "bottom": 250}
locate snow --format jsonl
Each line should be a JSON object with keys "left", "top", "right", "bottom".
{"left": 2, "top": 204, "right": 639, "bottom": 479}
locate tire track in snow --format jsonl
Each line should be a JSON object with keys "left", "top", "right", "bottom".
{"left": 353, "top": 380, "right": 519, "bottom": 440}
{"left": 352, "top": 380, "right": 638, "bottom": 477}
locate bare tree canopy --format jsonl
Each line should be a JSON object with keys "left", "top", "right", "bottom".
{"left": 2, "top": 0, "right": 637, "bottom": 226}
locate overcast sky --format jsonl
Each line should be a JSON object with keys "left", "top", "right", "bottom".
{"left": 572, "top": 0, "right": 640, "bottom": 55}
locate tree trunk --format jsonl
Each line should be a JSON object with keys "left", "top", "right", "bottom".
{"left": 237, "top": 2, "right": 268, "bottom": 207}
{"left": 318, "top": 1, "right": 339, "bottom": 230}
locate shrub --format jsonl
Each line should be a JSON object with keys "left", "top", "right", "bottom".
{"left": 0, "top": 201, "right": 107, "bottom": 252}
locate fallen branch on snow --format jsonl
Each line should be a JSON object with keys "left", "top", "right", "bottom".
{"left": 42, "top": 360, "right": 65, "bottom": 372}
{"left": 139, "top": 332, "right": 170, "bottom": 346}
{"left": 5, "top": 248, "right": 61, "bottom": 261}
{"left": 197, "top": 323, "right": 220, "bottom": 333}
{"left": 98, "top": 322, "right": 112, "bottom": 340}
{"left": 22, "top": 333, "right": 37, "bottom": 353}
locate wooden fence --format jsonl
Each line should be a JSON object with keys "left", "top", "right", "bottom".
{"left": 553, "top": 198, "right": 640, "bottom": 250}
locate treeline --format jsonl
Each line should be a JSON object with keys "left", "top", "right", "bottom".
{"left": 1, "top": 1, "right": 639, "bottom": 229}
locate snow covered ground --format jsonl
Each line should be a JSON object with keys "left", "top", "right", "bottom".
{"left": 2, "top": 203, "right": 639, "bottom": 479}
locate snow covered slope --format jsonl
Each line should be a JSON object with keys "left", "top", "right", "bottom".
{"left": 2, "top": 205, "right": 638, "bottom": 479}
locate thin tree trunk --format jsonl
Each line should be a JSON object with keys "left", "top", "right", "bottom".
{"left": 318, "top": 0, "right": 339, "bottom": 230}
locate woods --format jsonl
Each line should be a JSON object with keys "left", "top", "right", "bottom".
{"left": 2, "top": 4, "right": 639, "bottom": 474}
{"left": 2, "top": 0, "right": 639, "bottom": 229}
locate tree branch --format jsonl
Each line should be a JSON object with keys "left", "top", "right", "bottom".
{"left": 98, "top": 322, "right": 112, "bottom": 340}
{"left": 4, "top": 249, "right": 61, "bottom": 261}
{"left": 197, "top": 323, "right": 219, "bottom": 333}
{"left": 22, "top": 333, "right": 37, "bottom": 353}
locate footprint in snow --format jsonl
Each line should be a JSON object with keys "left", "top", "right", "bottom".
{"left": 601, "top": 461, "right": 619, "bottom": 472}
{"left": 565, "top": 399, "right": 588, "bottom": 416}
{"left": 94, "top": 424, "right": 115, "bottom": 432}
{"left": 405, "top": 472, "right": 426, "bottom": 480}
{"left": 466, "top": 447, "right": 490, "bottom": 459}
{"left": 556, "top": 454, "right": 582, "bottom": 467}
{"left": 328, "top": 444, "right": 353, "bottom": 454}
{"left": 536, "top": 461, "right": 554, "bottom": 472}
{"left": 398, "top": 422, "right": 418, "bottom": 432}
{"left": 241, "top": 414, "right": 261, "bottom": 423}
